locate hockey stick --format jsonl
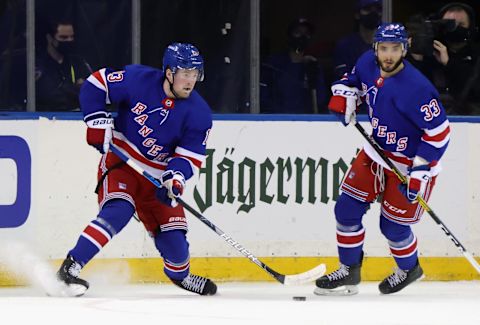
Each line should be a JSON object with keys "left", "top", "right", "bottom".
{"left": 109, "top": 144, "right": 326, "bottom": 284}
{"left": 354, "top": 122, "right": 480, "bottom": 274}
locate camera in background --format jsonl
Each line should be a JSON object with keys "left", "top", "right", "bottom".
{"left": 410, "top": 19, "right": 456, "bottom": 56}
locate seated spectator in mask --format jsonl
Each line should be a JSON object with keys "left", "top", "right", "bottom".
{"left": 260, "top": 18, "right": 327, "bottom": 114}
{"left": 333, "top": 0, "right": 383, "bottom": 79}
{"left": 408, "top": 2, "right": 480, "bottom": 115}
{"left": 36, "top": 19, "right": 92, "bottom": 111}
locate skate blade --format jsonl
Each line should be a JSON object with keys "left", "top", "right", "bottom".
{"left": 63, "top": 283, "right": 88, "bottom": 297}
{"left": 314, "top": 285, "right": 359, "bottom": 296}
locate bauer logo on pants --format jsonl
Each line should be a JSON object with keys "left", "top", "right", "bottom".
{"left": 0, "top": 136, "right": 31, "bottom": 228}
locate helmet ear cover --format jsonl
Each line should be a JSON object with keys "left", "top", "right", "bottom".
{"left": 162, "top": 43, "right": 204, "bottom": 81}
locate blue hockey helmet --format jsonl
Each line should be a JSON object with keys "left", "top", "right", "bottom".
{"left": 373, "top": 23, "right": 408, "bottom": 54}
{"left": 162, "top": 42, "right": 204, "bottom": 81}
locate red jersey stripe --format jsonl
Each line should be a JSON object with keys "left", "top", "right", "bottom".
{"left": 422, "top": 126, "right": 450, "bottom": 142}
{"left": 172, "top": 153, "right": 202, "bottom": 168}
{"left": 92, "top": 70, "right": 106, "bottom": 87}
{"left": 113, "top": 138, "right": 166, "bottom": 170}
{"left": 384, "top": 151, "right": 412, "bottom": 166}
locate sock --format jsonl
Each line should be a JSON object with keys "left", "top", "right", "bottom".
{"left": 68, "top": 199, "right": 135, "bottom": 266}
{"left": 337, "top": 223, "right": 365, "bottom": 266}
{"left": 380, "top": 217, "right": 418, "bottom": 270}
{"left": 335, "top": 194, "right": 369, "bottom": 265}
{"left": 388, "top": 233, "right": 418, "bottom": 270}
{"left": 154, "top": 230, "right": 190, "bottom": 280}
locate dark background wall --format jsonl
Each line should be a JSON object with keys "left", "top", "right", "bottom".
{"left": 141, "top": 0, "right": 251, "bottom": 113}
{"left": 0, "top": 0, "right": 479, "bottom": 111}
{"left": 260, "top": 0, "right": 480, "bottom": 87}
{"left": 35, "top": 0, "right": 132, "bottom": 70}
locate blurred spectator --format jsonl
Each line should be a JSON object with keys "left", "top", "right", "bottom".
{"left": 35, "top": 19, "right": 92, "bottom": 111}
{"left": 0, "top": 1, "right": 27, "bottom": 110}
{"left": 0, "top": 34, "right": 27, "bottom": 110}
{"left": 407, "top": 2, "right": 480, "bottom": 115}
{"left": 333, "top": 0, "right": 383, "bottom": 79}
{"left": 260, "top": 18, "right": 327, "bottom": 114}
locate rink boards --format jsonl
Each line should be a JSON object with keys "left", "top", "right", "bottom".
{"left": 0, "top": 116, "right": 479, "bottom": 284}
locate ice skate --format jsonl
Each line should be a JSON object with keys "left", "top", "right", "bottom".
{"left": 172, "top": 273, "right": 217, "bottom": 295}
{"left": 56, "top": 255, "right": 89, "bottom": 297}
{"left": 314, "top": 262, "right": 361, "bottom": 296}
{"left": 379, "top": 262, "right": 424, "bottom": 294}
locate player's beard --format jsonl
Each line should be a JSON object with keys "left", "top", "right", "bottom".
{"left": 377, "top": 57, "right": 403, "bottom": 73}
{"left": 173, "top": 85, "right": 193, "bottom": 99}
{"left": 178, "top": 89, "right": 192, "bottom": 99}
{"left": 171, "top": 88, "right": 190, "bottom": 99}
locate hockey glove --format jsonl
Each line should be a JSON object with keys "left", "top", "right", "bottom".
{"left": 156, "top": 170, "right": 186, "bottom": 208}
{"left": 328, "top": 84, "right": 358, "bottom": 126}
{"left": 399, "top": 165, "right": 431, "bottom": 203}
{"left": 86, "top": 117, "right": 114, "bottom": 154}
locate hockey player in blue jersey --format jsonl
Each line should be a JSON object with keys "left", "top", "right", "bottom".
{"left": 56, "top": 43, "right": 217, "bottom": 296}
{"left": 315, "top": 23, "right": 450, "bottom": 295}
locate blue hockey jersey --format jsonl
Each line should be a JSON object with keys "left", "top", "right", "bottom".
{"left": 336, "top": 50, "right": 450, "bottom": 175}
{"left": 79, "top": 64, "right": 212, "bottom": 179}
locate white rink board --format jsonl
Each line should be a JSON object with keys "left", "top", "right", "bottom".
{"left": 0, "top": 118, "right": 478, "bottom": 259}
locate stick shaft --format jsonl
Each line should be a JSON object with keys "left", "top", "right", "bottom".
{"left": 354, "top": 122, "right": 480, "bottom": 274}
{"left": 109, "top": 144, "right": 287, "bottom": 282}
{"left": 176, "top": 197, "right": 286, "bottom": 282}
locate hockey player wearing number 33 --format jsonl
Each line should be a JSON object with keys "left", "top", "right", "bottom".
{"left": 55, "top": 43, "right": 217, "bottom": 296}
{"left": 315, "top": 23, "right": 450, "bottom": 295}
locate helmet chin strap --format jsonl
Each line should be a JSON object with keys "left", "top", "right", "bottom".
{"left": 167, "top": 74, "right": 180, "bottom": 99}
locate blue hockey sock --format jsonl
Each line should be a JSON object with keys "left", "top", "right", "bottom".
{"left": 380, "top": 217, "right": 418, "bottom": 270}
{"left": 69, "top": 199, "right": 135, "bottom": 266}
{"left": 335, "top": 194, "right": 369, "bottom": 266}
{"left": 154, "top": 230, "right": 190, "bottom": 280}
{"left": 337, "top": 223, "right": 365, "bottom": 266}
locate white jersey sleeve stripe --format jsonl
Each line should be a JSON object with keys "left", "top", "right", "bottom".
{"left": 99, "top": 68, "right": 111, "bottom": 104}
{"left": 86, "top": 74, "right": 106, "bottom": 92}
{"left": 175, "top": 146, "right": 205, "bottom": 162}
{"left": 86, "top": 68, "right": 111, "bottom": 104}
{"left": 421, "top": 121, "right": 450, "bottom": 149}
{"left": 424, "top": 120, "right": 449, "bottom": 137}
{"left": 172, "top": 156, "right": 198, "bottom": 175}
{"left": 422, "top": 136, "right": 450, "bottom": 148}
{"left": 174, "top": 146, "right": 205, "bottom": 168}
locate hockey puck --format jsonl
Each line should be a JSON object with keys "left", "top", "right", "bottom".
{"left": 292, "top": 296, "right": 306, "bottom": 301}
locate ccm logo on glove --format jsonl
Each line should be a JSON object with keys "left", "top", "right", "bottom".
{"left": 328, "top": 84, "right": 359, "bottom": 126}
{"left": 332, "top": 89, "right": 357, "bottom": 97}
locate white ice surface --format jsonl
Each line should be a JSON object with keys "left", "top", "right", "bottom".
{"left": 0, "top": 282, "right": 479, "bottom": 325}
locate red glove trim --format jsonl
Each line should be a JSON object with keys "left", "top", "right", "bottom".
{"left": 86, "top": 128, "right": 106, "bottom": 146}
{"left": 328, "top": 95, "right": 347, "bottom": 114}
